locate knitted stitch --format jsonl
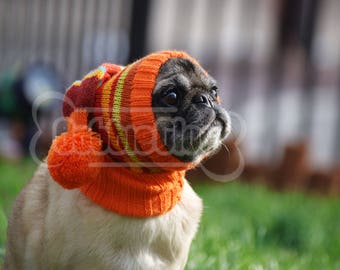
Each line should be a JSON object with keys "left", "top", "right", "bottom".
{"left": 47, "top": 51, "right": 207, "bottom": 217}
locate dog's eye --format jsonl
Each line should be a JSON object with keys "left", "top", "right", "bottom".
{"left": 162, "top": 89, "right": 178, "bottom": 106}
{"left": 210, "top": 86, "right": 218, "bottom": 98}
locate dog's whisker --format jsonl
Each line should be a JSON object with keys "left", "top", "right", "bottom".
{"left": 221, "top": 142, "right": 231, "bottom": 156}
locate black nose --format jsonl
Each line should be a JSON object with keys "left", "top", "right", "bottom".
{"left": 192, "top": 93, "right": 212, "bottom": 107}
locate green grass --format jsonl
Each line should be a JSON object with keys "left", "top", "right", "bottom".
{"left": 0, "top": 160, "right": 339, "bottom": 269}
{"left": 186, "top": 183, "right": 340, "bottom": 270}
{"left": 0, "top": 159, "right": 37, "bottom": 262}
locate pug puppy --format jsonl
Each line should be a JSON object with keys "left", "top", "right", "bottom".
{"left": 3, "top": 57, "right": 230, "bottom": 270}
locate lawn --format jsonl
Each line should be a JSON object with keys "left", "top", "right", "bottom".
{"left": 187, "top": 183, "right": 340, "bottom": 270}
{"left": 0, "top": 159, "right": 37, "bottom": 250}
{"left": 0, "top": 160, "right": 339, "bottom": 269}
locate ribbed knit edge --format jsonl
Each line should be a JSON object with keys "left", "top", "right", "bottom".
{"left": 80, "top": 156, "right": 185, "bottom": 217}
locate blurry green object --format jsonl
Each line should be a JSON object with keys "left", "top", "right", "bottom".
{"left": 0, "top": 69, "right": 18, "bottom": 117}
{"left": 0, "top": 207, "right": 6, "bottom": 246}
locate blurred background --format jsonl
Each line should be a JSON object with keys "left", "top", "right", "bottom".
{"left": 0, "top": 0, "right": 340, "bottom": 268}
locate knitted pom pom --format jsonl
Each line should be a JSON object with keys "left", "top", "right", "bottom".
{"left": 47, "top": 110, "right": 103, "bottom": 189}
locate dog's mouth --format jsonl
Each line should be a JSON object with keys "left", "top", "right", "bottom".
{"left": 154, "top": 101, "right": 231, "bottom": 162}
{"left": 190, "top": 109, "right": 230, "bottom": 144}
{"left": 167, "top": 111, "right": 230, "bottom": 162}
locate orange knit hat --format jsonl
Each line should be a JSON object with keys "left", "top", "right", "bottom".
{"left": 47, "top": 51, "right": 207, "bottom": 217}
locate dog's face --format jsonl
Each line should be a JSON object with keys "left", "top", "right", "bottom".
{"left": 152, "top": 58, "right": 230, "bottom": 162}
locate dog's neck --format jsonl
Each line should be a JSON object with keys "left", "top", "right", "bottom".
{"left": 80, "top": 157, "right": 186, "bottom": 217}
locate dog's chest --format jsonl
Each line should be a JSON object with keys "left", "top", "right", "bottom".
{"left": 44, "top": 178, "right": 202, "bottom": 270}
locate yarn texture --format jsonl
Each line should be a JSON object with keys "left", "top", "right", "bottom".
{"left": 47, "top": 51, "right": 206, "bottom": 217}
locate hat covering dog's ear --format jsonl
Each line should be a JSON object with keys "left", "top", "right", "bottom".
{"left": 47, "top": 51, "right": 211, "bottom": 216}
{"left": 47, "top": 51, "right": 204, "bottom": 189}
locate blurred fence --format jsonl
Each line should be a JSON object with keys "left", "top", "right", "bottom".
{"left": 148, "top": 0, "right": 340, "bottom": 171}
{"left": 0, "top": 0, "right": 132, "bottom": 84}
{"left": 1, "top": 0, "right": 340, "bottom": 190}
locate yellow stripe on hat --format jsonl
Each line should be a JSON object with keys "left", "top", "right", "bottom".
{"left": 112, "top": 64, "right": 143, "bottom": 171}
{"left": 101, "top": 75, "right": 122, "bottom": 152}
